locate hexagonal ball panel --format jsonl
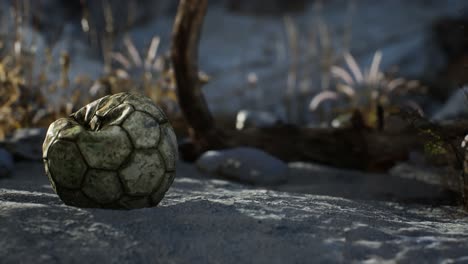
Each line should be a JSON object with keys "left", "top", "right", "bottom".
{"left": 119, "top": 150, "right": 165, "bottom": 196}
{"left": 77, "top": 126, "right": 132, "bottom": 170}
{"left": 124, "top": 94, "right": 167, "bottom": 122}
{"left": 158, "top": 124, "right": 178, "bottom": 171}
{"left": 151, "top": 172, "right": 175, "bottom": 206}
{"left": 118, "top": 195, "right": 150, "bottom": 209}
{"left": 55, "top": 188, "right": 99, "bottom": 208}
{"left": 46, "top": 140, "right": 87, "bottom": 189}
{"left": 82, "top": 169, "right": 123, "bottom": 204}
{"left": 43, "top": 161, "right": 57, "bottom": 192}
{"left": 122, "top": 111, "right": 160, "bottom": 149}
{"left": 43, "top": 118, "right": 77, "bottom": 158}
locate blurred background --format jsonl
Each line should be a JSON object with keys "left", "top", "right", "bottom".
{"left": 0, "top": 0, "right": 467, "bottom": 138}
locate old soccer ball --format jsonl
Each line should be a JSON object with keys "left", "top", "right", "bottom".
{"left": 42, "top": 92, "right": 178, "bottom": 209}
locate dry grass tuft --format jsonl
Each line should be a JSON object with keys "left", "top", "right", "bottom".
{"left": 309, "top": 51, "right": 427, "bottom": 128}
{"left": 0, "top": 1, "right": 185, "bottom": 139}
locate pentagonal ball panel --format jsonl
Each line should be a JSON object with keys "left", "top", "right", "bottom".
{"left": 119, "top": 150, "right": 165, "bottom": 196}
{"left": 82, "top": 169, "right": 123, "bottom": 204}
{"left": 158, "top": 124, "right": 178, "bottom": 171}
{"left": 123, "top": 111, "right": 160, "bottom": 149}
{"left": 77, "top": 126, "right": 132, "bottom": 170}
{"left": 124, "top": 94, "right": 167, "bottom": 122}
{"left": 46, "top": 140, "right": 87, "bottom": 189}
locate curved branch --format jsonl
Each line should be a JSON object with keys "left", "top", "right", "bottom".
{"left": 171, "top": 0, "right": 226, "bottom": 149}
{"left": 170, "top": 0, "right": 467, "bottom": 172}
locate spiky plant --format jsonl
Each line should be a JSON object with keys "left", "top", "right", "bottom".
{"left": 0, "top": 4, "right": 90, "bottom": 139}
{"left": 96, "top": 34, "right": 210, "bottom": 117}
{"left": 309, "top": 51, "right": 426, "bottom": 129}
{"left": 282, "top": 0, "right": 355, "bottom": 125}
{"left": 89, "top": 35, "right": 180, "bottom": 116}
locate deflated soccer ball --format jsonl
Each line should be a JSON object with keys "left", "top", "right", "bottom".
{"left": 42, "top": 93, "right": 178, "bottom": 209}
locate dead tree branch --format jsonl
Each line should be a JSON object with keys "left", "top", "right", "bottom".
{"left": 170, "top": 0, "right": 468, "bottom": 171}
{"left": 171, "top": 0, "right": 226, "bottom": 150}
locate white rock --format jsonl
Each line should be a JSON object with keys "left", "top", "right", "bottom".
{"left": 196, "top": 147, "right": 288, "bottom": 185}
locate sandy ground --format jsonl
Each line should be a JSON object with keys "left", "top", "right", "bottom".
{"left": 1, "top": 161, "right": 468, "bottom": 263}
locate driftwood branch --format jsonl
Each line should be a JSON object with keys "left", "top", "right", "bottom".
{"left": 171, "top": 0, "right": 226, "bottom": 150}
{"left": 170, "top": 0, "right": 468, "bottom": 171}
